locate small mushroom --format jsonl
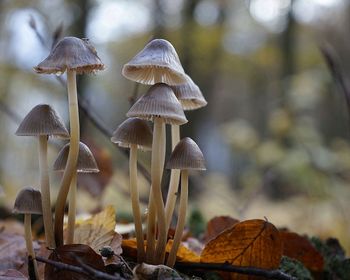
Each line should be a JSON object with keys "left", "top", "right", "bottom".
{"left": 165, "top": 137, "right": 206, "bottom": 267}
{"left": 127, "top": 83, "right": 187, "bottom": 263}
{"left": 13, "top": 187, "right": 43, "bottom": 279}
{"left": 122, "top": 39, "right": 187, "bottom": 85}
{"left": 16, "top": 104, "right": 69, "bottom": 248}
{"left": 165, "top": 76, "right": 207, "bottom": 231}
{"left": 34, "top": 36, "right": 104, "bottom": 246}
{"left": 53, "top": 141, "right": 99, "bottom": 244}
{"left": 111, "top": 117, "right": 152, "bottom": 263}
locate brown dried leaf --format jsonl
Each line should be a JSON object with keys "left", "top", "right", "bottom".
{"left": 200, "top": 219, "right": 282, "bottom": 280}
{"left": 203, "top": 216, "right": 240, "bottom": 243}
{"left": 281, "top": 231, "right": 324, "bottom": 272}
{"left": 44, "top": 244, "right": 105, "bottom": 280}
{"left": 74, "top": 205, "right": 122, "bottom": 255}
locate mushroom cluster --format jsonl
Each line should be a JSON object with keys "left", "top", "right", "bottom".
{"left": 13, "top": 37, "right": 206, "bottom": 271}
{"left": 14, "top": 36, "right": 103, "bottom": 271}
{"left": 114, "top": 38, "right": 207, "bottom": 265}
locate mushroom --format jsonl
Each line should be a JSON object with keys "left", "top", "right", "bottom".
{"left": 13, "top": 187, "right": 43, "bottom": 279}
{"left": 165, "top": 137, "right": 206, "bottom": 267}
{"left": 111, "top": 117, "right": 153, "bottom": 263}
{"left": 122, "top": 39, "right": 187, "bottom": 86}
{"left": 15, "top": 104, "right": 69, "bottom": 249}
{"left": 53, "top": 141, "right": 99, "bottom": 244}
{"left": 165, "top": 76, "right": 207, "bottom": 231}
{"left": 127, "top": 83, "right": 187, "bottom": 263}
{"left": 34, "top": 36, "right": 104, "bottom": 246}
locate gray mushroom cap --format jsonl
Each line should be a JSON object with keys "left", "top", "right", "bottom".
{"left": 15, "top": 104, "right": 69, "bottom": 138}
{"left": 34, "top": 37, "right": 104, "bottom": 75}
{"left": 166, "top": 137, "right": 206, "bottom": 170}
{"left": 13, "top": 187, "right": 43, "bottom": 215}
{"left": 53, "top": 142, "right": 99, "bottom": 173}
{"left": 111, "top": 118, "right": 153, "bottom": 151}
{"left": 127, "top": 83, "right": 188, "bottom": 125}
{"left": 171, "top": 75, "right": 207, "bottom": 110}
{"left": 122, "top": 39, "right": 187, "bottom": 85}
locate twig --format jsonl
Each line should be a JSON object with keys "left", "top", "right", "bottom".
{"left": 0, "top": 100, "right": 22, "bottom": 123}
{"left": 174, "top": 262, "right": 296, "bottom": 280}
{"left": 36, "top": 256, "right": 124, "bottom": 280}
{"left": 320, "top": 44, "right": 350, "bottom": 129}
{"left": 75, "top": 256, "right": 124, "bottom": 280}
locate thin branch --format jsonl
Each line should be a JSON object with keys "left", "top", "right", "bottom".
{"left": 36, "top": 256, "right": 124, "bottom": 280}
{"left": 174, "top": 262, "right": 296, "bottom": 280}
{"left": 0, "top": 100, "right": 22, "bottom": 123}
{"left": 320, "top": 44, "right": 350, "bottom": 128}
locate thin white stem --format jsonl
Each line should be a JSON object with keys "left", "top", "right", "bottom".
{"left": 38, "top": 135, "right": 55, "bottom": 249}
{"left": 130, "top": 144, "right": 145, "bottom": 263}
{"left": 166, "top": 169, "right": 188, "bottom": 268}
{"left": 24, "top": 214, "right": 39, "bottom": 280}
{"left": 153, "top": 118, "right": 167, "bottom": 263}
{"left": 145, "top": 193, "right": 156, "bottom": 263}
{"left": 67, "top": 171, "right": 77, "bottom": 244}
{"left": 165, "top": 124, "right": 181, "bottom": 231}
{"left": 54, "top": 69, "right": 80, "bottom": 246}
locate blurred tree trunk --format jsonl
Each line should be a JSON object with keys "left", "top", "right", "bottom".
{"left": 279, "top": 0, "right": 296, "bottom": 104}
{"left": 153, "top": 0, "right": 165, "bottom": 39}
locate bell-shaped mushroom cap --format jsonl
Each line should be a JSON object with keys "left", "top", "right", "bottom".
{"left": 34, "top": 37, "right": 104, "bottom": 75}
{"left": 15, "top": 104, "right": 69, "bottom": 138}
{"left": 111, "top": 118, "right": 153, "bottom": 150}
{"left": 171, "top": 75, "right": 207, "bottom": 110}
{"left": 122, "top": 39, "right": 187, "bottom": 85}
{"left": 166, "top": 137, "right": 206, "bottom": 170}
{"left": 127, "top": 83, "right": 188, "bottom": 125}
{"left": 13, "top": 187, "right": 43, "bottom": 215}
{"left": 53, "top": 142, "right": 99, "bottom": 173}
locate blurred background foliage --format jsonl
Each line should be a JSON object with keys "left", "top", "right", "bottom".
{"left": 1, "top": 0, "right": 350, "bottom": 253}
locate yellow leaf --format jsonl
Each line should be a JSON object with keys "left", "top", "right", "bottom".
{"left": 122, "top": 238, "right": 200, "bottom": 263}
{"left": 74, "top": 205, "right": 122, "bottom": 255}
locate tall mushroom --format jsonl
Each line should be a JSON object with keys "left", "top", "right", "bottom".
{"left": 165, "top": 76, "right": 207, "bottom": 230}
{"left": 34, "top": 36, "right": 104, "bottom": 246}
{"left": 111, "top": 117, "right": 153, "bottom": 263}
{"left": 122, "top": 39, "right": 187, "bottom": 86}
{"left": 15, "top": 104, "right": 69, "bottom": 249}
{"left": 165, "top": 137, "right": 206, "bottom": 267}
{"left": 13, "top": 187, "right": 43, "bottom": 279}
{"left": 53, "top": 141, "right": 99, "bottom": 244}
{"left": 127, "top": 83, "right": 187, "bottom": 263}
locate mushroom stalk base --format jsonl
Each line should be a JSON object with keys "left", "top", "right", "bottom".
{"left": 153, "top": 118, "right": 167, "bottom": 263}
{"left": 130, "top": 144, "right": 145, "bottom": 262}
{"left": 67, "top": 172, "right": 77, "bottom": 244}
{"left": 38, "top": 135, "right": 55, "bottom": 249}
{"left": 54, "top": 69, "right": 80, "bottom": 246}
{"left": 165, "top": 124, "right": 181, "bottom": 231}
{"left": 166, "top": 169, "right": 188, "bottom": 268}
{"left": 24, "top": 214, "right": 39, "bottom": 280}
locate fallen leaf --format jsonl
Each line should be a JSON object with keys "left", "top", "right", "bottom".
{"left": 200, "top": 219, "right": 282, "bottom": 280}
{"left": 122, "top": 238, "right": 200, "bottom": 263}
{"left": 166, "top": 240, "right": 200, "bottom": 263}
{"left": 133, "top": 263, "right": 182, "bottom": 280}
{"left": 0, "top": 269, "right": 26, "bottom": 279}
{"left": 44, "top": 244, "right": 105, "bottom": 280}
{"left": 281, "top": 231, "right": 324, "bottom": 272}
{"left": 73, "top": 205, "right": 122, "bottom": 255}
{"left": 203, "top": 216, "right": 240, "bottom": 243}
